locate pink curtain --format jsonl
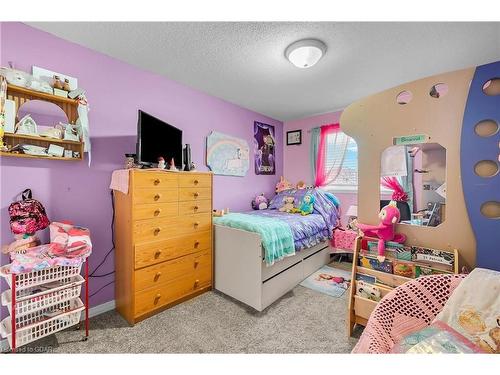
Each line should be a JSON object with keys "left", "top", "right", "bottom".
{"left": 314, "top": 123, "right": 340, "bottom": 187}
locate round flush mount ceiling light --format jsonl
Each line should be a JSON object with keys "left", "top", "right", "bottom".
{"left": 285, "top": 39, "right": 327, "bottom": 69}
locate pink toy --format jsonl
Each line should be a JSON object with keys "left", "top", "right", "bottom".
{"left": 355, "top": 201, "right": 406, "bottom": 261}
{"left": 275, "top": 176, "right": 293, "bottom": 193}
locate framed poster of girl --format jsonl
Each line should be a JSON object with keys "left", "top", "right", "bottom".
{"left": 254, "top": 121, "right": 276, "bottom": 175}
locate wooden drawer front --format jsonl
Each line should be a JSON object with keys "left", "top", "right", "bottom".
{"left": 134, "top": 263, "right": 211, "bottom": 317}
{"left": 353, "top": 295, "right": 377, "bottom": 321}
{"left": 133, "top": 172, "right": 178, "bottom": 189}
{"left": 133, "top": 202, "right": 178, "bottom": 221}
{"left": 135, "top": 250, "right": 211, "bottom": 291}
{"left": 178, "top": 187, "right": 211, "bottom": 202}
{"left": 178, "top": 174, "right": 211, "bottom": 188}
{"left": 135, "top": 231, "right": 211, "bottom": 269}
{"left": 179, "top": 199, "right": 211, "bottom": 215}
{"left": 177, "top": 213, "right": 212, "bottom": 234}
{"left": 133, "top": 218, "right": 177, "bottom": 242}
{"left": 133, "top": 188, "right": 178, "bottom": 205}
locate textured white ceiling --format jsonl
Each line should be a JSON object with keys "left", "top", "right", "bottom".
{"left": 28, "top": 22, "right": 500, "bottom": 121}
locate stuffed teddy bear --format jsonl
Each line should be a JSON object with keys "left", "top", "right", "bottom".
{"left": 279, "top": 196, "right": 295, "bottom": 213}
{"left": 251, "top": 193, "right": 268, "bottom": 210}
{"left": 296, "top": 193, "right": 315, "bottom": 216}
{"left": 354, "top": 201, "right": 406, "bottom": 261}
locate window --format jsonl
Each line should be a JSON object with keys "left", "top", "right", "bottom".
{"left": 324, "top": 131, "right": 358, "bottom": 191}
{"left": 325, "top": 131, "right": 358, "bottom": 191}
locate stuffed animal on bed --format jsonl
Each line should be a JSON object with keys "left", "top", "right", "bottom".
{"left": 296, "top": 193, "right": 315, "bottom": 216}
{"left": 354, "top": 201, "right": 406, "bottom": 261}
{"left": 275, "top": 176, "right": 293, "bottom": 193}
{"left": 251, "top": 193, "right": 268, "bottom": 210}
{"left": 279, "top": 196, "right": 295, "bottom": 213}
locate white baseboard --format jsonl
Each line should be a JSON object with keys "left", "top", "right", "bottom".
{"left": 1, "top": 299, "right": 116, "bottom": 352}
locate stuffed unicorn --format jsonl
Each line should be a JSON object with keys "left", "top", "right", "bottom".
{"left": 355, "top": 201, "right": 406, "bottom": 261}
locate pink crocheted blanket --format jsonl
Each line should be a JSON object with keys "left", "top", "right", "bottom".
{"left": 353, "top": 274, "right": 466, "bottom": 354}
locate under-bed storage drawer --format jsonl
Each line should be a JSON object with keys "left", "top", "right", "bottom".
{"left": 261, "top": 261, "right": 303, "bottom": 310}
{"left": 302, "top": 247, "right": 330, "bottom": 277}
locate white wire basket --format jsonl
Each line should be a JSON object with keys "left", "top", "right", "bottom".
{"left": 0, "top": 298, "right": 84, "bottom": 349}
{"left": 0, "top": 264, "right": 82, "bottom": 294}
{"left": 1, "top": 275, "right": 84, "bottom": 318}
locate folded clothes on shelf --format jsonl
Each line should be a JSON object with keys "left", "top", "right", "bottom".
{"left": 7, "top": 221, "right": 92, "bottom": 274}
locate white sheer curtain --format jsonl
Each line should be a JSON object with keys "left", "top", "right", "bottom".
{"left": 324, "top": 131, "right": 349, "bottom": 185}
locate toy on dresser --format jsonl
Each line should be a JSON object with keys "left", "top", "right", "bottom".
{"left": 354, "top": 201, "right": 406, "bottom": 261}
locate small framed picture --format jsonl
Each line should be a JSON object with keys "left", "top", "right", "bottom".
{"left": 286, "top": 130, "right": 302, "bottom": 145}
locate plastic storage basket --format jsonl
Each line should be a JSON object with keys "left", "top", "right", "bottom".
{"left": 1, "top": 275, "right": 84, "bottom": 318}
{"left": 0, "top": 298, "right": 84, "bottom": 349}
{"left": 0, "top": 265, "right": 82, "bottom": 294}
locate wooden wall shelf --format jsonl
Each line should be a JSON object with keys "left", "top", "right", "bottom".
{"left": 6, "top": 84, "right": 79, "bottom": 124}
{"left": 1, "top": 84, "right": 84, "bottom": 161}
{"left": 1, "top": 133, "right": 83, "bottom": 161}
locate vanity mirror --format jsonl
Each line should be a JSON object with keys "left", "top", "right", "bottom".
{"left": 380, "top": 142, "right": 446, "bottom": 227}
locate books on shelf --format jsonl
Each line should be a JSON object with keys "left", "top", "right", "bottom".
{"left": 359, "top": 242, "right": 455, "bottom": 279}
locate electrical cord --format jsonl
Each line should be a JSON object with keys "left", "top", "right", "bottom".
{"left": 89, "top": 281, "right": 114, "bottom": 299}
{"left": 89, "top": 190, "right": 115, "bottom": 278}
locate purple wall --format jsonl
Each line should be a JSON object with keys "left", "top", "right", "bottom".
{"left": 283, "top": 110, "right": 358, "bottom": 226}
{"left": 0, "top": 22, "right": 283, "bottom": 314}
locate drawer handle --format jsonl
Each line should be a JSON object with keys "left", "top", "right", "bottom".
{"left": 154, "top": 294, "right": 161, "bottom": 303}
{"left": 154, "top": 250, "right": 162, "bottom": 258}
{"left": 194, "top": 279, "right": 200, "bottom": 287}
{"left": 154, "top": 179, "right": 160, "bottom": 185}
{"left": 194, "top": 179, "right": 199, "bottom": 185}
{"left": 154, "top": 271, "right": 162, "bottom": 281}
{"left": 193, "top": 192, "right": 199, "bottom": 198}
{"left": 194, "top": 205, "right": 199, "bottom": 211}
{"left": 154, "top": 194, "right": 161, "bottom": 201}
{"left": 194, "top": 240, "right": 200, "bottom": 248}
{"left": 154, "top": 227, "right": 161, "bottom": 235}
{"left": 194, "top": 260, "right": 199, "bottom": 268}
{"left": 194, "top": 222, "right": 199, "bottom": 228}
{"left": 154, "top": 209, "right": 161, "bottom": 216}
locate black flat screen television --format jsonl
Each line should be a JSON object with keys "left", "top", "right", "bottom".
{"left": 136, "top": 110, "right": 183, "bottom": 168}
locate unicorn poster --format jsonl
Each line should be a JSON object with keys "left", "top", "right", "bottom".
{"left": 206, "top": 131, "right": 249, "bottom": 176}
{"left": 254, "top": 121, "right": 276, "bottom": 175}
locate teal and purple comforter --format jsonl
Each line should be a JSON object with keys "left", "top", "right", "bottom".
{"left": 214, "top": 189, "right": 340, "bottom": 266}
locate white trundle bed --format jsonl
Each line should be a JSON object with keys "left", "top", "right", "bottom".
{"left": 214, "top": 224, "right": 331, "bottom": 311}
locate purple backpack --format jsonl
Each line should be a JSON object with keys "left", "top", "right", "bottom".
{"left": 8, "top": 189, "right": 50, "bottom": 235}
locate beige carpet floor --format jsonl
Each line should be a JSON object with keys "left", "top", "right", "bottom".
{"left": 21, "top": 281, "right": 362, "bottom": 353}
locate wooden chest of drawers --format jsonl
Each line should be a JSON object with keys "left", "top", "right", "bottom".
{"left": 114, "top": 169, "right": 213, "bottom": 324}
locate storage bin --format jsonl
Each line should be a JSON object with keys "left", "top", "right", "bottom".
{"left": 0, "top": 265, "right": 82, "bottom": 294}
{"left": 1, "top": 275, "right": 84, "bottom": 318}
{"left": 0, "top": 298, "right": 84, "bottom": 349}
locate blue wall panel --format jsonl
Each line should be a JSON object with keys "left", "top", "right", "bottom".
{"left": 461, "top": 61, "right": 500, "bottom": 271}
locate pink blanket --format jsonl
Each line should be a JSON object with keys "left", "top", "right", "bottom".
{"left": 352, "top": 274, "right": 466, "bottom": 353}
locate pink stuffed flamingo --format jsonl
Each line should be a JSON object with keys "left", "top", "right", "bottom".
{"left": 355, "top": 201, "right": 406, "bottom": 261}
